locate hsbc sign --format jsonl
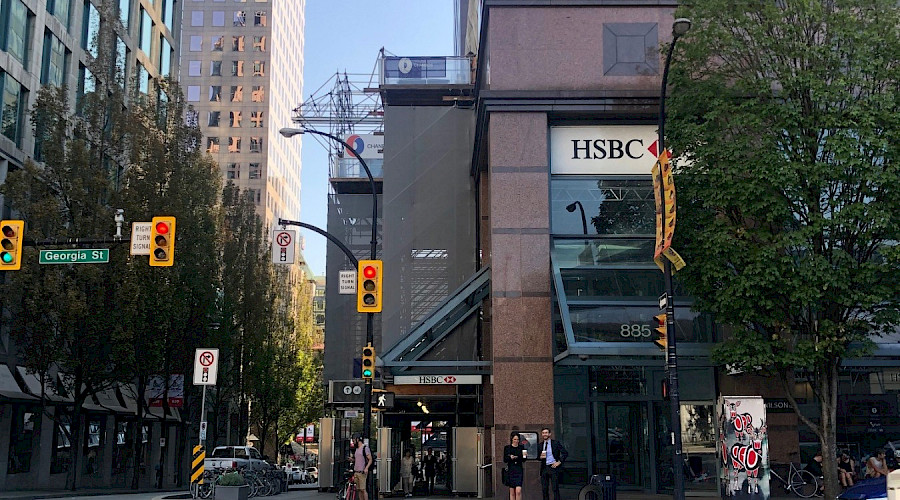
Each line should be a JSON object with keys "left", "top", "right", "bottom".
{"left": 551, "top": 125, "right": 659, "bottom": 175}
{"left": 394, "top": 375, "right": 482, "bottom": 385}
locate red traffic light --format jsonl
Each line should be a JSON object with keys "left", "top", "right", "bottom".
{"left": 155, "top": 221, "right": 170, "bottom": 235}
{"left": 363, "top": 265, "right": 377, "bottom": 279}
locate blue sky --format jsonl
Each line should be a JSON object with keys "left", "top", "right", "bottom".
{"left": 297, "top": 1, "right": 456, "bottom": 276}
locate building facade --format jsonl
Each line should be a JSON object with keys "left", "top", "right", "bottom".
{"left": 178, "top": 0, "right": 304, "bottom": 228}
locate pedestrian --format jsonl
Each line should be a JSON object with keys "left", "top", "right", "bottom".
{"left": 539, "top": 427, "right": 568, "bottom": 500}
{"left": 423, "top": 448, "right": 438, "bottom": 494}
{"left": 838, "top": 451, "right": 855, "bottom": 488}
{"left": 505, "top": 432, "right": 526, "bottom": 500}
{"left": 866, "top": 449, "right": 889, "bottom": 478}
{"left": 400, "top": 449, "right": 415, "bottom": 498}
{"left": 351, "top": 434, "right": 373, "bottom": 500}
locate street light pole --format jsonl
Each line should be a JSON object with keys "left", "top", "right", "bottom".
{"left": 658, "top": 18, "right": 691, "bottom": 500}
{"left": 279, "top": 127, "right": 378, "bottom": 448}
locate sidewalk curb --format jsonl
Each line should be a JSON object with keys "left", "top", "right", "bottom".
{"left": 0, "top": 488, "right": 184, "bottom": 500}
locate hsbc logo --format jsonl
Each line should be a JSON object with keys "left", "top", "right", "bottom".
{"left": 551, "top": 125, "right": 659, "bottom": 175}
{"left": 444, "top": 376, "right": 456, "bottom": 383}
{"left": 395, "top": 374, "right": 482, "bottom": 385}
{"left": 570, "top": 139, "right": 647, "bottom": 160}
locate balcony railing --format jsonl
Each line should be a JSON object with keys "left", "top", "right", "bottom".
{"left": 333, "top": 157, "right": 384, "bottom": 179}
{"left": 380, "top": 56, "right": 472, "bottom": 86}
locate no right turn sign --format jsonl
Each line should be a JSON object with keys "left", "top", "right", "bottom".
{"left": 193, "top": 348, "right": 219, "bottom": 385}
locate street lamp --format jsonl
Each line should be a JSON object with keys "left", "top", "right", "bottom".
{"left": 279, "top": 126, "right": 379, "bottom": 449}
{"left": 565, "top": 201, "right": 588, "bottom": 235}
{"left": 658, "top": 17, "right": 690, "bottom": 500}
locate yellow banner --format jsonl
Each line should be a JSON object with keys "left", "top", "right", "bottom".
{"left": 652, "top": 150, "right": 686, "bottom": 272}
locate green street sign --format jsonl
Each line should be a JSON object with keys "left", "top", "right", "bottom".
{"left": 39, "top": 249, "right": 110, "bottom": 264}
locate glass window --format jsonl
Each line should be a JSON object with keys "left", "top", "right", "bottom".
{"left": 1, "top": 73, "right": 25, "bottom": 145}
{"left": 7, "top": 0, "right": 31, "bottom": 65}
{"left": 252, "top": 61, "right": 265, "bottom": 76}
{"left": 559, "top": 268, "right": 688, "bottom": 301}
{"left": 191, "top": 10, "right": 203, "bottom": 26}
{"left": 159, "top": 37, "right": 172, "bottom": 76}
{"left": 81, "top": 1, "right": 100, "bottom": 56}
{"left": 230, "top": 111, "right": 241, "bottom": 127}
{"left": 189, "top": 35, "right": 202, "bottom": 51}
{"left": 187, "top": 85, "right": 200, "bottom": 101}
{"left": 139, "top": 8, "right": 153, "bottom": 54}
{"left": 209, "top": 86, "right": 221, "bottom": 101}
{"left": 231, "top": 60, "right": 243, "bottom": 76}
{"left": 42, "top": 30, "right": 68, "bottom": 87}
{"left": 250, "top": 111, "right": 262, "bottom": 128}
{"left": 49, "top": 0, "right": 71, "bottom": 29}
{"left": 115, "top": 36, "right": 128, "bottom": 84}
{"left": 118, "top": 0, "right": 130, "bottom": 30}
{"left": 233, "top": 10, "right": 245, "bottom": 26}
{"left": 212, "top": 11, "right": 225, "bottom": 26}
{"left": 77, "top": 64, "right": 95, "bottom": 111}
{"left": 227, "top": 162, "right": 240, "bottom": 179}
{"left": 251, "top": 85, "right": 263, "bottom": 102}
{"left": 551, "top": 177, "right": 655, "bottom": 235}
{"left": 253, "top": 36, "right": 265, "bottom": 52}
{"left": 207, "top": 137, "right": 220, "bottom": 153}
{"left": 248, "top": 162, "right": 261, "bottom": 179}
{"left": 551, "top": 238, "right": 656, "bottom": 268}
{"left": 185, "top": 109, "right": 199, "bottom": 126}
{"left": 208, "top": 111, "right": 220, "bottom": 127}
{"left": 567, "top": 305, "right": 716, "bottom": 343}
{"left": 188, "top": 60, "right": 201, "bottom": 76}
{"left": 230, "top": 85, "right": 243, "bottom": 102}
{"left": 250, "top": 137, "right": 262, "bottom": 153}
{"left": 211, "top": 61, "right": 222, "bottom": 76}
{"left": 232, "top": 35, "right": 245, "bottom": 51}
{"left": 162, "top": 0, "right": 174, "bottom": 27}
{"left": 137, "top": 63, "right": 148, "bottom": 94}
{"left": 211, "top": 36, "right": 224, "bottom": 51}
{"left": 8, "top": 407, "right": 37, "bottom": 473}
{"left": 228, "top": 136, "right": 241, "bottom": 153}
{"left": 254, "top": 10, "right": 266, "bottom": 26}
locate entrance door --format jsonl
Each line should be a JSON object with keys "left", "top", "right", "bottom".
{"left": 594, "top": 402, "right": 646, "bottom": 487}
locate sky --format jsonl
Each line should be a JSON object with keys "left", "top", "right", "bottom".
{"left": 297, "top": 1, "right": 457, "bottom": 276}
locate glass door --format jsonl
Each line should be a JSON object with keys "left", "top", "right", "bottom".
{"left": 594, "top": 402, "right": 646, "bottom": 487}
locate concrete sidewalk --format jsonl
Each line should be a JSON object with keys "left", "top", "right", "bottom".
{"left": 0, "top": 487, "right": 183, "bottom": 500}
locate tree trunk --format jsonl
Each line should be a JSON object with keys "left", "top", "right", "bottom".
{"left": 131, "top": 375, "right": 146, "bottom": 489}
{"left": 820, "top": 360, "right": 840, "bottom": 500}
{"left": 68, "top": 396, "right": 85, "bottom": 490}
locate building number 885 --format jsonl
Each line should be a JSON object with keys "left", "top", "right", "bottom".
{"left": 620, "top": 324, "right": 651, "bottom": 338}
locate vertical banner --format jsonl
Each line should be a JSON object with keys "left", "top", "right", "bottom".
{"left": 718, "top": 396, "right": 769, "bottom": 500}
{"left": 652, "top": 150, "right": 686, "bottom": 271}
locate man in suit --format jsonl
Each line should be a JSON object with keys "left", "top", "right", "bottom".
{"left": 539, "top": 427, "right": 568, "bottom": 500}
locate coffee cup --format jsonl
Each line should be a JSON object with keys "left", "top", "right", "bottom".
{"left": 522, "top": 450, "right": 528, "bottom": 459}
{"left": 540, "top": 450, "right": 546, "bottom": 459}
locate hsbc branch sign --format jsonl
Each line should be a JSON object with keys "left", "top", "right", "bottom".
{"left": 394, "top": 375, "right": 482, "bottom": 385}
{"left": 551, "top": 125, "right": 659, "bottom": 175}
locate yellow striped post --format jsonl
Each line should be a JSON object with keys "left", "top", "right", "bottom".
{"left": 191, "top": 445, "right": 205, "bottom": 484}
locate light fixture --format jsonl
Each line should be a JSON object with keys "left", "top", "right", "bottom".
{"left": 566, "top": 202, "right": 578, "bottom": 213}
{"left": 673, "top": 18, "right": 692, "bottom": 37}
{"left": 278, "top": 127, "right": 305, "bottom": 138}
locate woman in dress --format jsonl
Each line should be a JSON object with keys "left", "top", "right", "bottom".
{"left": 400, "top": 449, "right": 415, "bottom": 497}
{"left": 504, "top": 432, "right": 525, "bottom": 500}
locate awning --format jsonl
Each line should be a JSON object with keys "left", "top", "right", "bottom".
{"left": 0, "top": 365, "right": 37, "bottom": 401}
{"left": 83, "top": 387, "right": 130, "bottom": 413}
{"left": 17, "top": 367, "right": 73, "bottom": 402}
{"left": 119, "top": 384, "right": 181, "bottom": 421}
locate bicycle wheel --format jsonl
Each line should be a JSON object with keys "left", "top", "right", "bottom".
{"left": 336, "top": 483, "right": 346, "bottom": 500}
{"left": 579, "top": 485, "right": 603, "bottom": 500}
{"left": 789, "top": 469, "right": 818, "bottom": 498}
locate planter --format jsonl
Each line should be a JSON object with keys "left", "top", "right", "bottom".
{"left": 215, "top": 484, "right": 250, "bottom": 500}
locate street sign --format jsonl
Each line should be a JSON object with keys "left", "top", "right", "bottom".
{"left": 39, "top": 249, "right": 109, "bottom": 264}
{"left": 130, "top": 222, "right": 152, "bottom": 255}
{"left": 659, "top": 293, "right": 669, "bottom": 310}
{"left": 199, "top": 422, "right": 207, "bottom": 441}
{"left": 193, "top": 348, "right": 219, "bottom": 386}
{"left": 272, "top": 229, "right": 296, "bottom": 264}
{"left": 375, "top": 391, "right": 395, "bottom": 409}
{"left": 339, "top": 270, "right": 356, "bottom": 294}
{"left": 329, "top": 380, "right": 365, "bottom": 404}
{"left": 345, "top": 410, "right": 359, "bottom": 418}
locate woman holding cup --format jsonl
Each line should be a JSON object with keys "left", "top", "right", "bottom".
{"left": 504, "top": 432, "right": 526, "bottom": 500}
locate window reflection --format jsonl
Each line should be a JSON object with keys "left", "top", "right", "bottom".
{"left": 568, "top": 305, "right": 716, "bottom": 343}
{"left": 551, "top": 178, "right": 655, "bottom": 235}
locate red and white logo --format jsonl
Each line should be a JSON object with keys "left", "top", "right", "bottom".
{"left": 443, "top": 376, "right": 456, "bottom": 384}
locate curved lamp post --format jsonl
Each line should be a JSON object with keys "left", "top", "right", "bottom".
{"left": 565, "top": 201, "right": 588, "bottom": 235}
{"left": 658, "top": 17, "right": 690, "bottom": 500}
{"left": 279, "top": 126, "right": 379, "bottom": 454}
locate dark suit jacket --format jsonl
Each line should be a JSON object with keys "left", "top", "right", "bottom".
{"left": 539, "top": 439, "right": 568, "bottom": 471}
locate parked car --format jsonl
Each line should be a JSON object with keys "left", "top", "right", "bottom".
{"left": 285, "top": 466, "right": 307, "bottom": 484}
{"left": 204, "top": 446, "right": 267, "bottom": 471}
{"left": 305, "top": 466, "right": 318, "bottom": 483}
{"left": 838, "top": 477, "right": 886, "bottom": 500}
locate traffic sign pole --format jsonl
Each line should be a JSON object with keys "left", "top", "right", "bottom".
{"left": 200, "top": 385, "right": 207, "bottom": 447}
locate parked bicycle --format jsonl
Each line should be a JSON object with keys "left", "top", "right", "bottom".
{"left": 769, "top": 460, "right": 819, "bottom": 498}
{"left": 336, "top": 469, "right": 359, "bottom": 500}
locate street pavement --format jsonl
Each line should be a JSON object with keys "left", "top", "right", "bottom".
{"left": 0, "top": 484, "right": 324, "bottom": 500}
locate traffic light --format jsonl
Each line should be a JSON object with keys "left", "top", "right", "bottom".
{"left": 0, "top": 220, "right": 24, "bottom": 271}
{"left": 357, "top": 259, "right": 383, "bottom": 313}
{"left": 149, "top": 216, "right": 176, "bottom": 267}
{"left": 653, "top": 313, "right": 668, "bottom": 350}
{"left": 361, "top": 344, "right": 375, "bottom": 381}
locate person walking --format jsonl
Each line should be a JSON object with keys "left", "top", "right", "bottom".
{"left": 423, "top": 448, "right": 438, "bottom": 494}
{"left": 351, "top": 434, "right": 373, "bottom": 500}
{"left": 505, "top": 432, "right": 526, "bottom": 500}
{"left": 838, "top": 451, "right": 855, "bottom": 488}
{"left": 539, "top": 427, "right": 568, "bottom": 500}
{"left": 400, "top": 449, "right": 416, "bottom": 497}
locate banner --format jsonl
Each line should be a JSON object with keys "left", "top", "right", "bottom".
{"left": 147, "top": 374, "right": 185, "bottom": 408}
{"left": 718, "top": 396, "right": 770, "bottom": 500}
{"left": 652, "top": 150, "right": 686, "bottom": 271}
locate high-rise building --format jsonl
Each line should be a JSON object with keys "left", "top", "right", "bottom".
{"left": 179, "top": 0, "right": 304, "bottom": 228}
{"left": 0, "top": 0, "right": 181, "bottom": 199}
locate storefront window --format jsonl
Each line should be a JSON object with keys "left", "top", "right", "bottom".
{"left": 551, "top": 177, "right": 655, "bottom": 235}
{"left": 568, "top": 305, "right": 717, "bottom": 344}
{"left": 51, "top": 412, "right": 72, "bottom": 473}
{"left": 7, "top": 405, "right": 37, "bottom": 474}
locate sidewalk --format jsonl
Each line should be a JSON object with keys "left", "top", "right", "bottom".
{"left": 0, "top": 487, "right": 184, "bottom": 500}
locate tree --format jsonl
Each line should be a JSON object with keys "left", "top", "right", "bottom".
{"left": 666, "top": 2, "right": 900, "bottom": 499}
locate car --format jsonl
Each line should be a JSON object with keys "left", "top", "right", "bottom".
{"left": 305, "top": 466, "right": 318, "bottom": 483}
{"left": 838, "top": 477, "right": 886, "bottom": 500}
{"left": 285, "top": 465, "right": 308, "bottom": 484}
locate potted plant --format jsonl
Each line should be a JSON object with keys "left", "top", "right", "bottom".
{"left": 215, "top": 471, "right": 249, "bottom": 500}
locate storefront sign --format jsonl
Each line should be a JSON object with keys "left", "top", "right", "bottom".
{"left": 764, "top": 398, "right": 794, "bottom": 413}
{"left": 393, "top": 375, "right": 482, "bottom": 385}
{"left": 551, "top": 125, "right": 659, "bottom": 175}
{"left": 344, "top": 134, "right": 383, "bottom": 159}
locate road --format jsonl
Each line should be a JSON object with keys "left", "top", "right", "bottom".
{"left": 2, "top": 485, "right": 329, "bottom": 500}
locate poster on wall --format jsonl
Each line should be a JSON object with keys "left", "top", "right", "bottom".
{"left": 718, "top": 396, "right": 769, "bottom": 500}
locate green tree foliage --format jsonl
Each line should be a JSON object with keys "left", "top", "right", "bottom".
{"left": 666, "top": 1, "right": 900, "bottom": 498}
